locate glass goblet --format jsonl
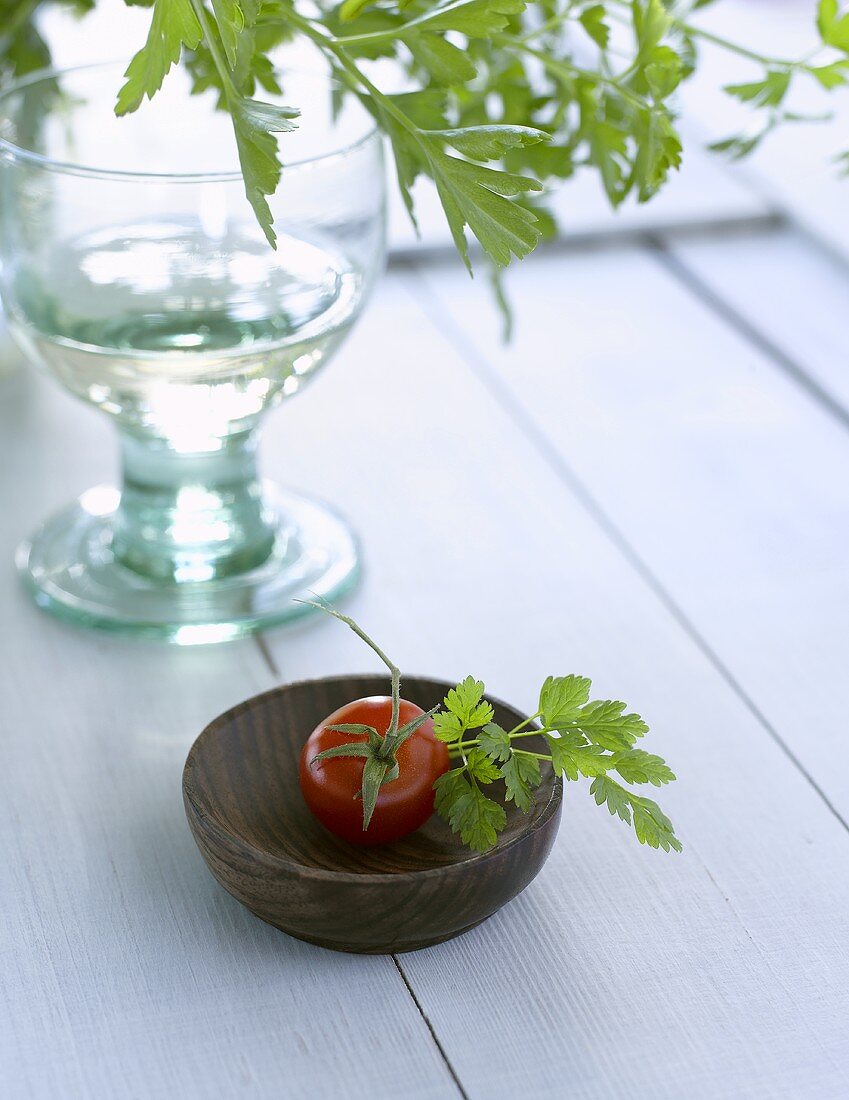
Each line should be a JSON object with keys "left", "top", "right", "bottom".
{"left": 0, "top": 62, "right": 385, "bottom": 643}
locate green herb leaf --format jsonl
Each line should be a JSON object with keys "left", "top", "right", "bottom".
{"left": 231, "top": 97, "right": 299, "bottom": 248}
{"left": 443, "top": 676, "right": 494, "bottom": 728}
{"left": 612, "top": 748, "right": 676, "bottom": 786}
{"left": 429, "top": 147, "right": 542, "bottom": 268}
{"left": 818, "top": 0, "right": 849, "bottom": 53}
{"left": 810, "top": 60, "right": 849, "bottom": 88}
{"left": 434, "top": 125, "right": 547, "bottom": 160}
{"left": 466, "top": 748, "right": 502, "bottom": 784}
{"left": 211, "top": 0, "right": 245, "bottom": 68}
{"left": 590, "top": 774, "right": 633, "bottom": 823}
{"left": 539, "top": 674, "right": 591, "bottom": 727}
{"left": 435, "top": 770, "right": 507, "bottom": 851}
{"left": 725, "top": 70, "right": 791, "bottom": 108}
{"left": 574, "top": 700, "right": 648, "bottom": 750}
{"left": 433, "top": 711, "right": 464, "bottom": 743}
{"left": 579, "top": 4, "right": 610, "bottom": 49}
{"left": 407, "top": 0, "right": 527, "bottom": 39}
{"left": 501, "top": 752, "right": 540, "bottom": 811}
{"left": 546, "top": 735, "right": 610, "bottom": 780}
{"left": 591, "top": 776, "right": 682, "bottom": 850}
{"left": 633, "top": 0, "right": 671, "bottom": 64}
{"left": 477, "top": 722, "right": 513, "bottom": 762}
{"left": 115, "top": 0, "right": 202, "bottom": 115}
{"left": 631, "top": 794, "right": 683, "bottom": 852}
{"left": 433, "top": 767, "right": 471, "bottom": 815}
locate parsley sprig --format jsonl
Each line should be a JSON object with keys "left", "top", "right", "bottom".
{"left": 6, "top": 1, "right": 849, "bottom": 288}
{"left": 433, "top": 673, "right": 680, "bottom": 852}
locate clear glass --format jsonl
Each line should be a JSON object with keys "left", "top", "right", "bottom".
{"left": 0, "top": 62, "right": 386, "bottom": 643}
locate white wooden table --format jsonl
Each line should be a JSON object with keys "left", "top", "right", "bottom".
{"left": 4, "top": 205, "right": 849, "bottom": 1097}
{"left": 5, "top": 5, "right": 849, "bottom": 1093}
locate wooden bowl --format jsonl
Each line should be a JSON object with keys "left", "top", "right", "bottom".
{"left": 183, "top": 675, "right": 562, "bottom": 954}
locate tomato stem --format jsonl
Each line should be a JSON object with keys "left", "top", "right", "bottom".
{"left": 296, "top": 598, "right": 403, "bottom": 760}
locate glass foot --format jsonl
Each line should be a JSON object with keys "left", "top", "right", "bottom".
{"left": 17, "top": 484, "right": 360, "bottom": 644}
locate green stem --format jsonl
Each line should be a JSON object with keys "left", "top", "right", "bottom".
{"left": 188, "top": 0, "right": 238, "bottom": 99}
{"left": 502, "top": 37, "right": 651, "bottom": 111}
{"left": 297, "top": 599, "right": 402, "bottom": 759}
{"left": 506, "top": 712, "right": 541, "bottom": 736}
{"left": 678, "top": 21, "right": 821, "bottom": 70}
{"left": 448, "top": 726, "right": 554, "bottom": 754}
{"left": 283, "top": 6, "right": 421, "bottom": 139}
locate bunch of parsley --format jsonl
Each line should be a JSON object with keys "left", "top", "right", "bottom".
{"left": 5, "top": 0, "right": 849, "bottom": 272}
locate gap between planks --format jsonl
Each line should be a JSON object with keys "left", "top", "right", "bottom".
{"left": 248, "top": 226, "right": 849, "bottom": 1096}
{"left": 646, "top": 232, "right": 849, "bottom": 436}
{"left": 404, "top": 255, "right": 849, "bottom": 843}
{"left": 251, "top": 632, "right": 468, "bottom": 1097}
{"left": 387, "top": 210, "right": 784, "bottom": 273}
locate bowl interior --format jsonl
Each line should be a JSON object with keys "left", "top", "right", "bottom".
{"left": 184, "top": 675, "right": 560, "bottom": 875}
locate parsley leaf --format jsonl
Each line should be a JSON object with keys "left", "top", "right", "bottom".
{"left": 443, "top": 676, "right": 494, "bottom": 728}
{"left": 477, "top": 721, "right": 513, "bottom": 762}
{"left": 818, "top": 0, "right": 849, "bottom": 53}
{"left": 6, "top": 0, "right": 847, "bottom": 298}
{"left": 433, "top": 710, "right": 464, "bottom": 743}
{"left": 115, "top": 0, "right": 202, "bottom": 115}
{"left": 579, "top": 4, "right": 610, "bottom": 49}
{"left": 437, "top": 773, "right": 507, "bottom": 851}
{"left": 591, "top": 776, "right": 682, "bottom": 851}
{"left": 546, "top": 735, "right": 610, "bottom": 780}
{"left": 501, "top": 752, "right": 540, "bottom": 811}
{"left": 574, "top": 700, "right": 648, "bottom": 751}
{"left": 590, "top": 774, "right": 633, "bottom": 823}
{"left": 612, "top": 748, "right": 676, "bottom": 786}
{"left": 539, "top": 674, "right": 592, "bottom": 727}
{"left": 466, "top": 747, "right": 502, "bottom": 784}
{"left": 231, "top": 97, "right": 299, "bottom": 248}
{"left": 725, "top": 70, "right": 792, "bottom": 108}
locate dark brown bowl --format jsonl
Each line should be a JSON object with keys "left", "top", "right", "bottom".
{"left": 182, "top": 675, "right": 563, "bottom": 953}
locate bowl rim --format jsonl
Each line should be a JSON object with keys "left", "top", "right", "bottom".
{"left": 183, "top": 673, "right": 563, "bottom": 884}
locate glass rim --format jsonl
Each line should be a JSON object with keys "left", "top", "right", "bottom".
{"left": 0, "top": 59, "right": 379, "bottom": 182}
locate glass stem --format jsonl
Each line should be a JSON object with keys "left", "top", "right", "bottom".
{"left": 112, "top": 429, "right": 276, "bottom": 582}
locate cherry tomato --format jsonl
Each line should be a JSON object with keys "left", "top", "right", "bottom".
{"left": 299, "top": 696, "right": 450, "bottom": 846}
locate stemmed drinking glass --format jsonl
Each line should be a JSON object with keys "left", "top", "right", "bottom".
{"left": 0, "top": 61, "right": 385, "bottom": 643}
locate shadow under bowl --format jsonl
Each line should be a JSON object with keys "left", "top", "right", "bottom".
{"left": 183, "top": 675, "right": 563, "bottom": 953}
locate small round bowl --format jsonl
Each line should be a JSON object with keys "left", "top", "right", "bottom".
{"left": 183, "top": 675, "right": 563, "bottom": 953}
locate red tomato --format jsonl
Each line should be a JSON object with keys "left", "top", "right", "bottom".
{"left": 299, "top": 696, "right": 450, "bottom": 846}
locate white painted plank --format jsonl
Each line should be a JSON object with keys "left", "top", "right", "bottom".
{"left": 670, "top": 226, "right": 849, "bottom": 415}
{"left": 0, "top": 358, "right": 458, "bottom": 1098}
{"left": 258, "top": 272, "right": 849, "bottom": 1097}
{"left": 415, "top": 239, "right": 849, "bottom": 863}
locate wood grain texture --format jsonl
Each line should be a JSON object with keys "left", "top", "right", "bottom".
{"left": 184, "top": 676, "right": 561, "bottom": 953}
{"left": 0, "top": 365, "right": 460, "bottom": 1099}
{"left": 256, "top": 268, "right": 849, "bottom": 1097}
